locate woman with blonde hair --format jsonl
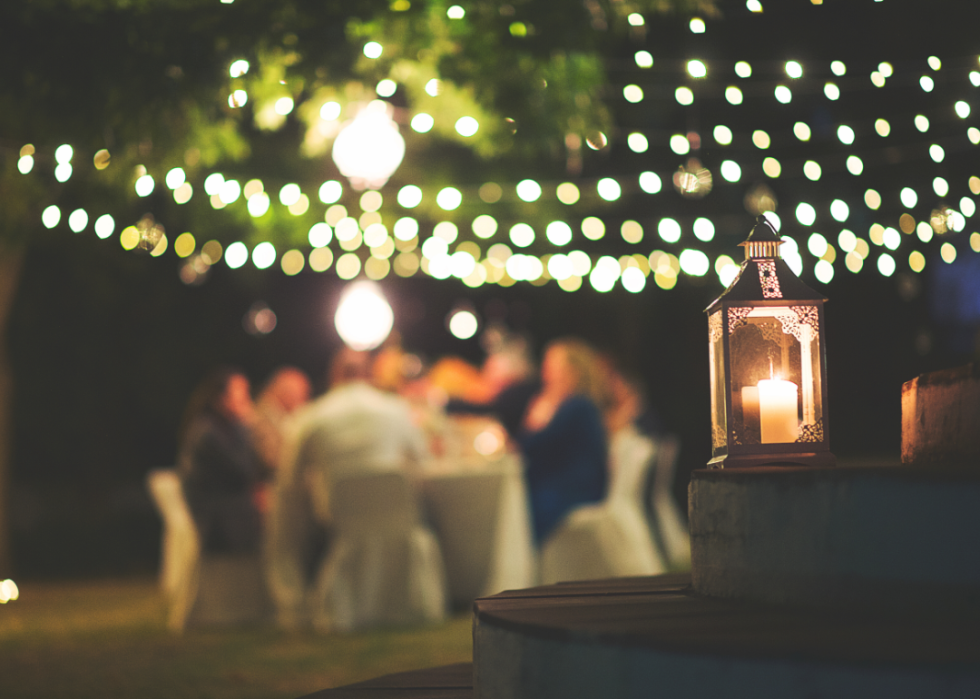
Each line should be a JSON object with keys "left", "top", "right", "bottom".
{"left": 518, "top": 337, "right": 609, "bottom": 546}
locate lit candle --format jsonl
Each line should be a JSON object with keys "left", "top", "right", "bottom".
{"left": 757, "top": 379, "right": 799, "bottom": 443}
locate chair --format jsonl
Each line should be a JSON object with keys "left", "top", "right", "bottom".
{"left": 309, "top": 470, "right": 448, "bottom": 632}
{"left": 539, "top": 428, "right": 666, "bottom": 584}
{"left": 146, "top": 469, "right": 199, "bottom": 617}
{"left": 647, "top": 434, "right": 691, "bottom": 568}
{"left": 146, "top": 468, "right": 270, "bottom": 631}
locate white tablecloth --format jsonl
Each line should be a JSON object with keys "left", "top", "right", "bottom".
{"left": 420, "top": 455, "right": 535, "bottom": 606}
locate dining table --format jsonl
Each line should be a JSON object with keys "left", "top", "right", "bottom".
{"left": 420, "top": 452, "right": 535, "bottom": 608}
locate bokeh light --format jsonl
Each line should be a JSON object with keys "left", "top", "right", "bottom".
{"left": 509, "top": 223, "right": 535, "bottom": 247}
{"left": 41, "top": 205, "right": 61, "bottom": 229}
{"left": 225, "top": 241, "right": 248, "bottom": 269}
{"left": 252, "top": 241, "right": 276, "bottom": 269}
{"left": 627, "top": 133, "right": 649, "bottom": 153}
{"left": 623, "top": 85, "right": 644, "bottom": 103}
{"left": 448, "top": 310, "right": 479, "bottom": 339}
{"left": 411, "top": 113, "right": 435, "bottom": 133}
{"left": 455, "top": 117, "right": 479, "bottom": 137}
{"left": 437, "top": 187, "right": 462, "bottom": 210}
{"left": 670, "top": 134, "right": 691, "bottom": 155}
{"left": 94, "top": 214, "right": 114, "bottom": 239}
{"left": 135, "top": 174, "right": 154, "bottom": 197}
{"left": 335, "top": 280, "right": 392, "bottom": 350}
{"left": 248, "top": 192, "right": 271, "bottom": 217}
{"left": 597, "top": 178, "right": 621, "bottom": 201}
{"left": 676, "top": 87, "right": 694, "bottom": 105}
{"left": 546, "top": 221, "right": 573, "bottom": 246}
{"left": 658, "top": 218, "right": 681, "bottom": 243}
{"left": 693, "top": 218, "right": 715, "bottom": 242}
{"left": 582, "top": 217, "right": 605, "bottom": 240}
{"left": 720, "top": 160, "right": 741, "bottom": 182}
{"left": 556, "top": 182, "right": 580, "bottom": 204}
{"left": 620, "top": 220, "right": 643, "bottom": 244}
{"left": 679, "top": 248, "right": 709, "bottom": 276}
{"left": 516, "top": 179, "right": 542, "bottom": 202}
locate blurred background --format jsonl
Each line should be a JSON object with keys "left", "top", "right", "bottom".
{"left": 2, "top": 0, "right": 979, "bottom": 581}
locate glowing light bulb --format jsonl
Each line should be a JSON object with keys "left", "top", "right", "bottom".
{"left": 334, "top": 280, "right": 394, "bottom": 350}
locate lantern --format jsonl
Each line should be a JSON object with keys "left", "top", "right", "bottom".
{"left": 706, "top": 216, "right": 835, "bottom": 468}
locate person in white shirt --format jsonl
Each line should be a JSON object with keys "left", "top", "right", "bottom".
{"left": 266, "top": 348, "right": 431, "bottom": 629}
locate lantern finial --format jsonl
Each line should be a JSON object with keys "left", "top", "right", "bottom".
{"left": 738, "top": 215, "right": 783, "bottom": 260}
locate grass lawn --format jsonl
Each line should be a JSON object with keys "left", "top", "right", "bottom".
{"left": 0, "top": 577, "right": 473, "bottom": 698}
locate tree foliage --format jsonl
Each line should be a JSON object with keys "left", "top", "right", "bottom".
{"left": 0, "top": 0, "right": 715, "bottom": 248}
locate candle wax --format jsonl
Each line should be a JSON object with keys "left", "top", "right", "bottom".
{"left": 757, "top": 378, "right": 799, "bottom": 443}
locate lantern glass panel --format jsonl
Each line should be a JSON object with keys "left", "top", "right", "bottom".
{"left": 728, "top": 304, "right": 823, "bottom": 446}
{"left": 708, "top": 310, "right": 728, "bottom": 456}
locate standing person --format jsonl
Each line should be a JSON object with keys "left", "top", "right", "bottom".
{"left": 518, "top": 338, "right": 609, "bottom": 546}
{"left": 178, "top": 367, "right": 267, "bottom": 555}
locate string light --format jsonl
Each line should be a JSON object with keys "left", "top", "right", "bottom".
{"left": 19, "top": 40, "right": 980, "bottom": 294}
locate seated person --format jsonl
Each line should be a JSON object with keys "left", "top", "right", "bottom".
{"left": 178, "top": 367, "right": 267, "bottom": 555}
{"left": 517, "top": 338, "right": 609, "bottom": 546}
{"left": 268, "top": 349, "right": 431, "bottom": 628}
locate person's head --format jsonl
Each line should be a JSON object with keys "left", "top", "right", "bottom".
{"left": 181, "top": 367, "right": 253, "bottom": 438}
{"left": 258, "top": 366, "right": 311, "bottom": 413}
{"left": 328, "top": 348, "right": 372, "bottom": 388}
{"left": 541, "top": 337, "right": 609, "bottom": 409}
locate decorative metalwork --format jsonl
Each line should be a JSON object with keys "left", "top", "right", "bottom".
{"left": 758, "top": 259, "right": 782, "bottom": 299}
{"left": 708, "top": 310, "right": 723, "bottom": 343}
{"left": 759, "top": 319, "right": 785, "bottom": 344}
{"left": 792, "top": 305, "right": 820, "bottom": 330}
{"left": 727, "top": 306, "right": 753, "bottom": 333}
{"left": 797, "top": 418, "right": 824, "bottom": 443}
{"left": 772, "top": 305, "right": 820, "bottom": 343}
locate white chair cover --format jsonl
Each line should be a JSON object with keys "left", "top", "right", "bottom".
{"left": 309, "top": 471, "right": 448, "bottom": 632}
{"left": 146, "top": 468, "right": 270, "bottom": 631}
{"left": 648, "top": 434, "right": 691, "bottom": 567}
{"left": 146, "top": 468, "right": 200, "bottom": 628}
{"left": 539, "top": 427, "right": 666, "bottom": 584}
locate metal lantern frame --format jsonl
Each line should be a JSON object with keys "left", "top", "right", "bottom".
{"left": 706, "top": 216, "right": 835, "bottom": 469}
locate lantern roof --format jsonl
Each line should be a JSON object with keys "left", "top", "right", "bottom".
{"left": 738, "top": 215, "right": 783, "bottom": 246}
{"left": 706, "top": 216, "right": 826, "bottom": 313}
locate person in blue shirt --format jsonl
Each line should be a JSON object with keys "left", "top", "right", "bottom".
{"left": 517, "top": 338, "right": 609, "bottom": 546}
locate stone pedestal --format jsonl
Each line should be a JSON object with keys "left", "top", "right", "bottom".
{"left": 689, "top": 465, "right": 980, "bottom": 608}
